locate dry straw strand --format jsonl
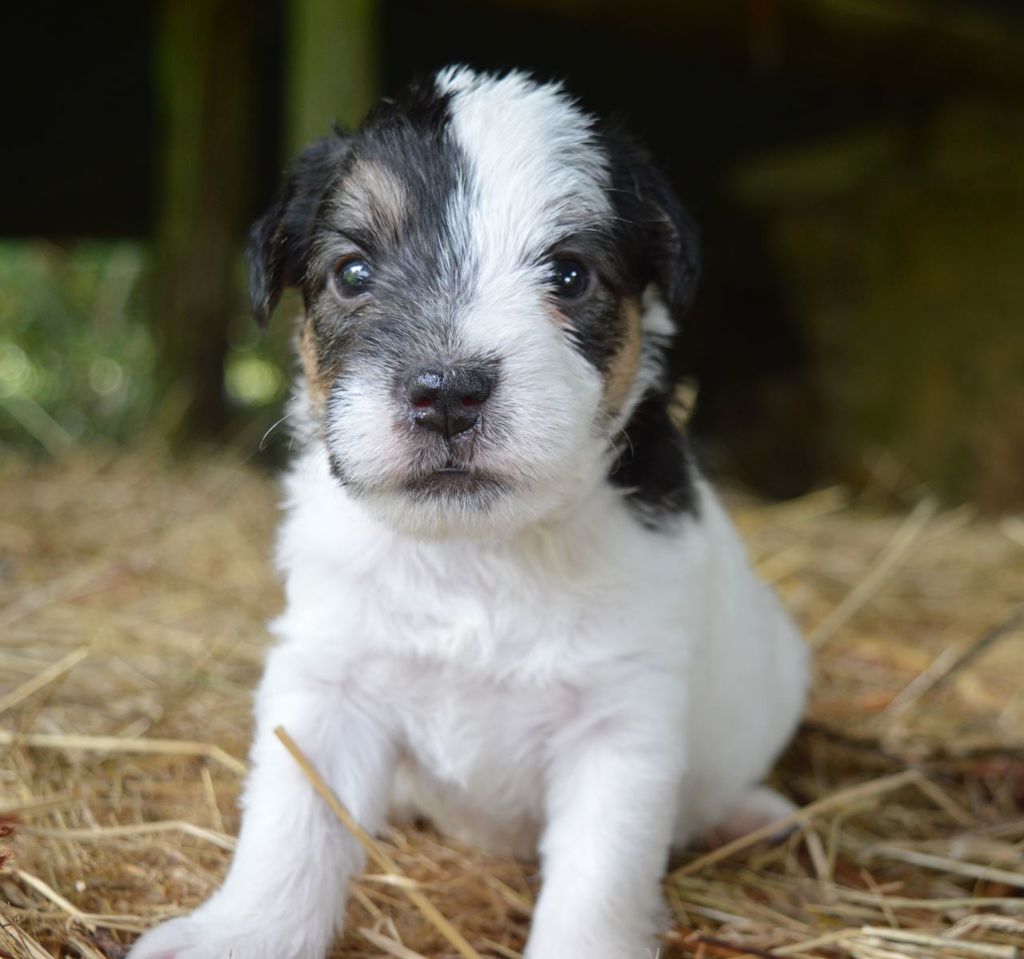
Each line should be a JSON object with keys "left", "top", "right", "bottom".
{"left": 808, "top": 496, "right": 937, "bottom": 648}
{"left": 27, "top": 820, "right": 237, "bottom": 851}
{"left": 358, "top": 925, "right": 432, "bottom": 959}
{"left": 892, "top": 603, "right": 1024, "bottom": 707}
{"left": 0, "top": 729, "right": 247, "bottom": 776}
{"left": 670, "top": 768, "right": 921, "bottom": 878}
{"left": 0, "top": 646, "right": 90, "bottom": 715}
{"left": 9, "top": 868, "right": 95, "bottom": 930}
{"left": 858, "top": 925, "right": 1021, "bottom": 959}
{"left": 866, "top": 846, "right": 1024, "bottom": 890}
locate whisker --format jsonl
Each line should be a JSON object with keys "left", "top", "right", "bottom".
{"left": 260, "top": 414, "right": 292, "bottom": 451}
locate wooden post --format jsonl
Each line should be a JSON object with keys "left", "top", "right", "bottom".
{"left": 151, "top": 0, "right": 253, "bottom": 442}
{"left": 287, "top": 0, "right": 378, "bottom": 152}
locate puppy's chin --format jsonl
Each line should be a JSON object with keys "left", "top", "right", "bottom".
{"left": 350, "top": 478, "right": 544, "bottom": 542}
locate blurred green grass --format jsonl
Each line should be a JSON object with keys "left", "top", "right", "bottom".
{"left": 0, "top": 241, "right": 290, "bottom": 456}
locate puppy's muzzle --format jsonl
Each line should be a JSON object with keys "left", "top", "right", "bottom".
{"left": 405, "top": 366, "right": 494, "bottom": 439}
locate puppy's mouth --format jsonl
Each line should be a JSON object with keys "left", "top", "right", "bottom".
{"left": 403, "top": 466, "right": 506, "bottom": 498}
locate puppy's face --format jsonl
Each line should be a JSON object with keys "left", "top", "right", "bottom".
{"left": 250, "top": 68, "right": 699, "bottom": 538}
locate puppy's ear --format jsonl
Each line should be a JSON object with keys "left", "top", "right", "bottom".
{"left": 639, "top": 161, "right": 701, "bottom": 317}
{"left": 607, "top": 132, "right": 701, "bottom": 318}
{"left": 248, "top": 132, "right": 352, "bottom": 327}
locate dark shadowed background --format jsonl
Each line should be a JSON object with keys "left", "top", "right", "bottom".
{"left": 3, "top": 0, "right": 1022, "bottom": 509}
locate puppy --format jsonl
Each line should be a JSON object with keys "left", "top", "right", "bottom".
{"left": 129, "top": 66, "right": 808, "bottom": 959}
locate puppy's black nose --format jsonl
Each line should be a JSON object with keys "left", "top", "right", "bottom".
{"left": 406, "top": 367, "right": 493, "bottom": 438}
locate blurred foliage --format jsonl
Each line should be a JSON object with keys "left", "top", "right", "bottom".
{"left": 0, "top": 243, "right": 153, "bottom": 453}
{"left": 0, "top": 242, "right": 291, "bottom": 456}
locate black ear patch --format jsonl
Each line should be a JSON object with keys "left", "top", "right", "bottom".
{"left": 609, "top": 394, "right": 698, "bottom": 524}
{"left": 603, "top": 129, "right": 703, "bottom": 523}
{"left": 247, "top": 133, "right": 352, "bottom": 327}
{"left": 645, "top": 168, "right": 701, "bottom": 319}
{"left": 604, "top": 128, "right": 701, "bottom": 320}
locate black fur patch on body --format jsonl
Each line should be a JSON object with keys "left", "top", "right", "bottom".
{"left": 609, "top": 392, "right": 699, "bottom": 523}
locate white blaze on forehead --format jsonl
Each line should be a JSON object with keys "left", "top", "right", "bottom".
{"left": 437, "top": 67, "right": 611, "bottom": 279}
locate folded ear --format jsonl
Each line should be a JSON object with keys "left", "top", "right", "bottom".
{"left": 639, "top": 159, "right": 701, "bottom": 317}
{"left": 247, "top": 132, "right": 352, "bottom": 327}
{"left": 605, "top": 131, "right": 701, "bottom": 319}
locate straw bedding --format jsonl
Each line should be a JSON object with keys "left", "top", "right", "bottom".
{"left": 1, "top": 452, "right": 1022, "bottom": 959}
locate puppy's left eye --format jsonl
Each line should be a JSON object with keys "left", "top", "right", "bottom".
{"left": 548, "top": 258, "right": 589, "bottom": 299}
{"left": 332, "top": 257, "right": 374, "bottom": 297}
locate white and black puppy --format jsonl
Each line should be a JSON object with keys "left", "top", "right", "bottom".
{"left": 129, "top": 67, "right": 808, "bottom": 959}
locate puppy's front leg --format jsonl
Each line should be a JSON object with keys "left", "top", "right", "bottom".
{"left": 128, "top": 646, "right": 396, "bottom": 959}
{"left": 526, "top": 709, "right": 684, "bottom": 959}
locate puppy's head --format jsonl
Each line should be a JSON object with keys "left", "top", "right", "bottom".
{"left": 250, "top": 67, "right": 699, "bottom": 538}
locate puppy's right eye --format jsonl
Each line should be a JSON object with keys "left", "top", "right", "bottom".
{"left": 332, "top": 257, "right": 374, "bottom": 297}
{"left": 548, "top": 257, "right": 590, "bottom": 300}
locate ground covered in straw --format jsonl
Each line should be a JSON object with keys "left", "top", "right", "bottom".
{"left": 1, "top": 452, "right": 1022, "bottom": 959}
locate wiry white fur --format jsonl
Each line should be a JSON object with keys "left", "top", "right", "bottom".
{"left": 437, "top": 66, "right": 610, "bottom": 275}
{"left": 128, "top": 68, "right": 809, "bottom": 959}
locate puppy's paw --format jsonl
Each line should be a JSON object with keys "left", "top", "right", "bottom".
{"left": 126, "top": 915, "right": 208, "bottom": 959}
{"left": 704, "top": 785, "right": 797, "bottom": 848}
{"left": 525, "top": 913, "right": 662, "bottom": 959}
{"left": 526, "top": 933, "right": 660, "bottom": 959}
{"left": 127, "top": 910, "right": 319, "bottom": 959}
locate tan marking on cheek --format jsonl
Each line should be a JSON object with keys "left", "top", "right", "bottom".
{"left": 603, "top": 300, "right": 644, "bottom": 415}
{"left": 299, "top": 322, "right": 332, "bottom": 417}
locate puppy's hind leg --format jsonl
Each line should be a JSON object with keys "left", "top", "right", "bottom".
{"left": 702, "top": 785, "right": 797, "bottom": 849}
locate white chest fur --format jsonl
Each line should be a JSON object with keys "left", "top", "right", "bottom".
{"left": 267, "top": 445, "right": 806, "bottom": 851}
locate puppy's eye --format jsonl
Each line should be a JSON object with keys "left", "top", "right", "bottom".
{"left": 548, "top": 257, "right": 589, "bottom": 299}
{"left": 332, "top": 257, "right": 373, "bottom": 297}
